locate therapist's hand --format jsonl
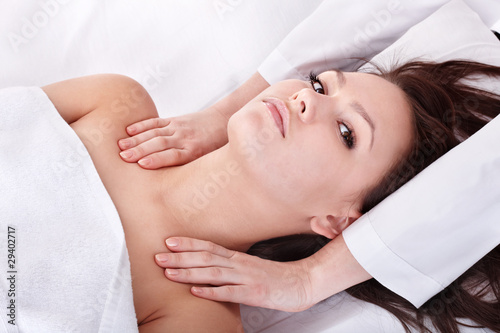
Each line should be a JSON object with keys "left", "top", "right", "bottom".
{"left": 118, "top": 72, "right": 269, "bottom": 169}
{"left": 154, "top": 237, "right": 316, "bottom": 312}
{"left": 118, "top": 108, "right": 228, "bottom": 169}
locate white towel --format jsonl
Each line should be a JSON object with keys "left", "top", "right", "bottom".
{"left": 0, "top": 87, "right": 138, "bottom": 333}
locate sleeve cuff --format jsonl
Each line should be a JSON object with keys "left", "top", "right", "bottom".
{"left": 258, "top": 49, "right": 303, "bottom": 85}
{"left": 343, "top": 215, "right": 444, "bottom": 308}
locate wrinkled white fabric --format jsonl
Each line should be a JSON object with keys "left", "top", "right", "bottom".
{"left": 0, "top": 87, "right": 137, "bottom": 333}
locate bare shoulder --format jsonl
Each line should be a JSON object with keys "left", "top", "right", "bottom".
{"left": 47, "top": 74, "right": 156, "bottom": 154}
{"left": 43, "top": 74, "right": 158, "bottom": 125}
{"left": 52, "top": 75, "right": 160, "bottom": 191}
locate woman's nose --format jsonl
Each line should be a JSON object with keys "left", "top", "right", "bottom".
{"left": 289, "top": 89, "right": 319, "bottom": 124}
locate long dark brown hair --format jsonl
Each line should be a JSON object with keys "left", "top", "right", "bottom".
{"left": 248, "top": 60, "right": 500, "bottom": 332}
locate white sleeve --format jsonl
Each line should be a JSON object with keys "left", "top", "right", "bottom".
{"left": 258, "top": 0, "right": 448, "bottom": 83}
{"left": 343, "top": 115, "right": 500, "bottom": 308}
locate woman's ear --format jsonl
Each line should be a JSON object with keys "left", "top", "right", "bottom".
{"left": 309, "top": 213, "right": 360, "bottom": 239}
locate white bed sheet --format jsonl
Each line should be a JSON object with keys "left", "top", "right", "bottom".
{"left": 0, "top": 1, "right": 321, "bottom": 117}
{"left": 0, "top": 1, "right": 498, "bottom": 332}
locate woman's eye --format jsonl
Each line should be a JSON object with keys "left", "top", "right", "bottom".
{"left": 339, "top": 123, "right": 355, "bottom": 149}
{"left": 312, "top": 81, "right": 324, "bottom": 94}
{"left": 309, "top": 72, "right": 325, "bottom": 94}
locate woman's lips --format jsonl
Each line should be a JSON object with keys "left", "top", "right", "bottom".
{"left": 263, "top": 98, "right": 289, "bottom": 138}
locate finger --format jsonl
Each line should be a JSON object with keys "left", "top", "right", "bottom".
{"left": 120, "top": 136, "right": 177, "bottom": 163}
{"left": 124, "top": 136, "right": 177, "bottom": 162}
{"left": 163, "top": 267, "right": 241, "bottom": 286}
{"left": 154, "top": 251, "right": 233, "bottom": 269}
{"left": 137, "top": 148, "right": 194, "bottom": 169}
{"left": 190, "top": 285, "right": 259, "bottom": 306}
{"left": 126, "top": 118, "right": 171, "bottom": 136}
{"left": 165, "top": 237, "right": 236, "bottom": 258}
{"left": 119, "top": 126, "right": 175, "bottom": 150}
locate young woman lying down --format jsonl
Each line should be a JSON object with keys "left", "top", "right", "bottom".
{"left": 11, "top": 59, "right": 500, "bottom": 332}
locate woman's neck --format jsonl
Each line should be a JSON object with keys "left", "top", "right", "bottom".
{"left": 154, "top": 144, "right": 310, "bottom": 252}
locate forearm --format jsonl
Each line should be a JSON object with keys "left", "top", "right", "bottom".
{"left": 197, "top": 72, "right": 270, "bottom": 153}
{"left": 209, "top": 72, "right": 270, "bottom": 125}
{"left": 307, "top": 235, "right": 371, "bottom": 302}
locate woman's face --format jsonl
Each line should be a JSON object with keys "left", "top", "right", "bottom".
{"left": 227, "top": 70, "right": 413, "bottom": 217}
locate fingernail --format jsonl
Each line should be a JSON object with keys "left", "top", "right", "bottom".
{"left": 166, "top": 238, "right": 179, "bottom": 247}
{"left": 166, "top": 269, "right": 178, "bottom": 276}
{"left": 155, "top": 254, "right": 168, "bottom": 263}
{"left": 119, "top": 139, "right": 131, "bottom": 149}
{"left": 120, "top": 150, "right": 133, "bottom": 159}
{"left": 138, "top": 158, "right": 151, "bottom": 167}
{"left": 192, "top": 287, "right": 203, "bottom": 294}
{"left": 127, "top": 126, "right": 136, "bottom": 134}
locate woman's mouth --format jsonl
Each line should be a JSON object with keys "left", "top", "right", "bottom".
{"left": 263, "top": 98, "right": 289, "bottom": 138}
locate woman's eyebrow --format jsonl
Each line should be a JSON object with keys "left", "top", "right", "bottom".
{"left": 350, "top": 100, "right": 375, "bottom": 150}
{"left": 327, "top": 69, "right": 375, "bottom": 150}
